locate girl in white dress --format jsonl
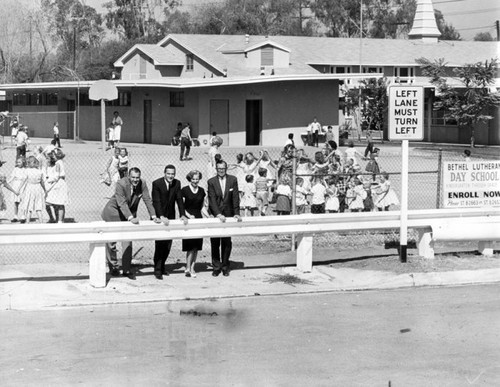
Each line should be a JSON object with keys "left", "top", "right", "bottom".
{"left": 373, "top": 172, "right": 399, "bottom": 211}
{"left": 7, "top": 157, "right": 27, "bottom": 222}
{"left": 240, "top": 175, "right": 257, "bottom": 217}
{"left": 325, "top": 178, "right": 340, "bottom": 213}
{"left": 346, "top": 178, "right": 367, "bottom": 212}
{"left": 45, "top": 149, "right": 68, "bottom": 223}
{"left": 0, "top": 164, "right": 20, "bottom": 220}
{"left": 18, "top": 156, "right": 46, "bottom": 223}
{"left": 206, "top": 136, "right": 222, "bottom": 179}
{"left": 102, "top": 147, "right": 120, "bottom": 194}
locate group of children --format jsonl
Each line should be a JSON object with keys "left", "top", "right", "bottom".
{"left": 0, "top": 146, "right": 68, "bottom": 224}
{"left": 232, "top": 142, "right": 399, "bottom": 217}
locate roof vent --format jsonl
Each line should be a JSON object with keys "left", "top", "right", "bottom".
{"left": 408, "top": 0, "right": 441, "bottom": 43}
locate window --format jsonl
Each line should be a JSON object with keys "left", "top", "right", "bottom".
{"left": 330, "top": 66, "right": 351, "bottom": 74}
{"left": 431, "top": 109, "right": 457, "bottom": 126}
{"left": 110, "top": 91, "right": 131, "bottom": 107}
{"left": 186, "top": 54, "right": 194, "bottom": 71}
{"left": 363, "top": 66, "right": 383, "bottom": 74}
{"left": 394, "top": 67, "right": 415, "bottom": 83}
{"left": 13, "top": 92, "right": 58, "bottom": 106}
{"left": 170, "top": 91, "right": 184, "bottom": 107}
{"left": 78, "top": 92, "right": 98, "bottom": 106}
{"left": 261, "top": 46, "right": 274, "bottom": 67}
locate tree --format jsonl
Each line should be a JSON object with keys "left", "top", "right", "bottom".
{"left": 474, "top": 32, "right": 494, "bottom": 42}
{"left": 188, "top": 0, "right": 313, "bottom": 36}
{"left": 343, "top": 77, "right": 389, "bottom": 140}
{"left": 434, "top": 9, "right": 460, "bottom": 40}
{"left": 42, "top": 0, "right": 104, "bottom": 54}
{"left": 0, "top": 3, "right": 55, "bottom": 83}
{"left": 311, "top": 0, "right": 363, "bottom": 37}
{"left": 104, "top": 0, "right": 180, "bottom": 41}
{"left": 417, "top": 57, "right": 500, "bottom": 147}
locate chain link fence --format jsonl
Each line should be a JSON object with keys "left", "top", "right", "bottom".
{"left": 0, "top": 140, "right": 494, "bottom": 265}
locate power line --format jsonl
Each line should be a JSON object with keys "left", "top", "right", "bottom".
{"left": 444, "top": 7, "right": 500, "bottom": 16}
{"left": 456, "top": 24, "right": 496, "bottom": 31}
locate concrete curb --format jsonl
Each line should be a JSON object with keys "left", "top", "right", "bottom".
{"left": 1, "top": 265, "right": 499, "bottom": 311}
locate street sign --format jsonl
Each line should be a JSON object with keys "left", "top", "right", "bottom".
{"left": 388, "top": 86, "right": 424, "bottom": 141}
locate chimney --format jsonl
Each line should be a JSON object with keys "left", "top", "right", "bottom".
{"left": 408, "top": 0, "right": 441, "bottom": 43}
{"left": 245, "top": 34, "right": 249, "bottom": 44}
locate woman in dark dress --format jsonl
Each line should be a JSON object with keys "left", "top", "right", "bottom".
{"left": 181, "top": 170, "right": 208, "bottom": 277}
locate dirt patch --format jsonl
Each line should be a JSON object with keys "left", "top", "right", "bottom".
{"left": 327, "top": 250, "right": 500, "bottom": 274}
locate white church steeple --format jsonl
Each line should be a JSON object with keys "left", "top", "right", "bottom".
{"left": 408, "top": 0, "right": 441, "bottom": 43}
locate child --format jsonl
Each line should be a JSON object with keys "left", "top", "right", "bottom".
{"left": 240, "top": 174, "right": 257, "bottom": 217}
{"left": 258, "top": 150, "right": 277, "bottom": 182}
{"left": 463, "top": 149, "right": 471, "bottom": 162}
{"left": 364, "top": 152, "right": 380, "bottom": 181}
{"left": 346, "top": 178, "right": 367, "bottom": 212}
{"left": 18, "top": 156, "right": 46, "bottom": 223}
{"left": 0, "top": 162, "right": 20, "bottom": 221}
{"left": 362, "top": 180, "right": 374, "bottom": 212}
{"left": 274, "top": 175, "right": 292, "bottom": 215}
{"left": 310, "top": 175, "right": 326, "bottom": 214}
{"left": 344, "top": 141, "right": 364, "bottom": 164}
{"left": 7, "top": 156, "right": 27, "bottom": 222}
{"left": 106, "top": 122, "right": 115, "bottom": 150}
{"left": 255, "top": 168, "right": 270, "bottom": 216}
{"left": 325, "top": 178, "right": 340, "bottom": 213}
{"left": 295, "top": 177, "right": 309, "bottom": 214}
{"left": 118, "top": 147, "right": 129, "bottom": 178}
{"left": 312, "top": 151, "right": 329, "bottom": 177}
{"left": 228, "top": 153, "right": 246, "bottom": 194}
{"left": 373, "top": 172, "right": 399, "bottom": 211}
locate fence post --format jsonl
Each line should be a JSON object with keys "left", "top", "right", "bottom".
{"left": 436, "top": 148, "right": 443, "bottom": 208}
{"left": 296, "top": 234, "right": 313, "bottom": 272}
{"left": 291, "top": 147, "right": 297, "bottom": 251}
{"left": 89, "top": 243, "right": 107, "bottom": 288}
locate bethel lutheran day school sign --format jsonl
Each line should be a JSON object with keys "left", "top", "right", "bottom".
{"left": 443, "top": 161, "right": 500, "bottom": 208}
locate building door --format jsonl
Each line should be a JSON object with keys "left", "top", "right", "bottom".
{"left": 66, "top": 100, "right": 75, "bottom": 139}
{"left": 144, "top": 99, "right": 152, "bottom": 144}
{"left": 246, "top": 99, "right": 262, "bottom": 146}
{"left": 210, "top": 99, "right": 229, "bottom": 145}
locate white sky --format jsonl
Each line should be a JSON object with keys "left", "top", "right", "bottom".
{"left": 84, "top": 0, "right": 500, "bottom": 40}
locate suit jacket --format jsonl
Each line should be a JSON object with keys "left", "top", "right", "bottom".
{"left": 152, "top": 177, "right": 185, "bottom": 219}
{"left": 207, "top": 174, "right": 240, "bottom": 217}
{"left": 102, "top": 177, "right": 155, "bottom": 222}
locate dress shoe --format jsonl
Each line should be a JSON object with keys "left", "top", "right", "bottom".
{"left": 222, "top": 270, "right": 230, "bottom": 277}
{"left": 212, "top": 270, "right": 221, "bottom": 277}
{"left": 110, "top": 268, "right": 120, "bottom": 277}
{"left": 162, "top": 270, "right": 170, "bottom": 276}
{"left": 185, "top": 270, "right": 191, "bottom": 278}
{"left": 154, "top": 272, "right": 163, "bottom": 280}
{"left": 123, "top": 271, "right": 136, "bottom": 280}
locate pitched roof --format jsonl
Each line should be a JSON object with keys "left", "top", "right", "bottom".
{"left": 114, "top": 44, "right": 184, "bottom": 67}
{"left": 157, "top": 34, "right": 498, "bottom": 76}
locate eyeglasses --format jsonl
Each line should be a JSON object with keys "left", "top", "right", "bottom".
{"left": 216, "top": 168, "right": 227, "bottom": 171}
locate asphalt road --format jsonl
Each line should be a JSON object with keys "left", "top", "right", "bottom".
{"left": 2, "top": 285, "right": 499, "bottom": 386}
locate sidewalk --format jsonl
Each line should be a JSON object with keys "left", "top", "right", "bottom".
{"left": 1, "top": 248, "right": 499, "bottom": 311}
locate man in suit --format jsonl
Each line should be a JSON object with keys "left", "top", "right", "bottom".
{"left": 207, "top": 159, "right": 242, "bottom": 277}
{"left": 152, "top": 164, "right": 188, "bottom": 280}
{"left": 102, "top": 167, "right": 160, "bottom": 280}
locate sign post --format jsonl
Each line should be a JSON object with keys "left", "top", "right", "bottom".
{"left": 89, "top": 80, "right": 118, "bottom": 152}
{"left": 388, "top": 85, "right": 424, "bottom": 262}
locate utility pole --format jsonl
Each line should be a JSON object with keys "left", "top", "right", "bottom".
{"left": 496, "top": 20, "right": 499, "bottom": 41}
